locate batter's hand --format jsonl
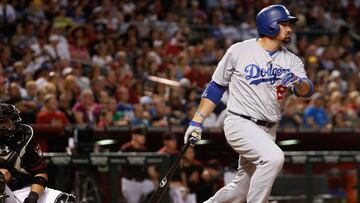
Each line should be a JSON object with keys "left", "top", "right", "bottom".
{"left": 184, "top": 121, "right": 202, "bottom": 144}
{"left": 281, "top": 72, "right": 303, "bottom": 88}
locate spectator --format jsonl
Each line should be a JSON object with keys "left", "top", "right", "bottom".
{"left": 151, "top": 100, "right": 170, "bottom": 127}
{"left": 69, "top": 25, "right": 90, "bottom": 61}
{"left": 130, "top": 103, "right": 150, "bottom": 127}
{"left": 115, "top": 85, "right": 134, "bottom": 116}
{"left": 197, "top": 159, "right": 224, "bottom": 203}
{"left": 36, "top": 94, "right": 69, "bottom": 126}
{"left": 280, "top": 95, "right": 304, "bottom": 128}
{"left": 120, "top": 126, "right": 154, "bottom": 203}
{"left": 104, "top": 69, "right": 118, "bottom": 97}
{"left": 58, "top": 93, "right": 75, "bottom": 123}
{"left": 0, "top": 76, "right": 7, "bottom": 102}
{"left": 72, "top": 63, "right": 91, "bottom": 91}
{"left": 303, "top": 93, "right": 331, "bottom": 129}
{"left": 45, "top": 34, "right": 71, "bottom": 62}
{"left": 152, "top": 131, "right": 182, "bottom": 190}
{"left": 92, "top": 42, "right": 113, "bottom": 68}
{"left": 90, "top": 75, "right": 106, "bottom": 103}
{"left": 179, "top": 146, "right": 203, "bottom": 203}
{"left": 181, "top": 102, "right": 197, "bottom": 126}
{"left": 98, "top": 96, "right": 128, "bottom": 127}
{"left": 72, "top": 89, "right": 101, "bottom": 126}
{"left": 158, "top": 131, "right": 178, "bottom": 155}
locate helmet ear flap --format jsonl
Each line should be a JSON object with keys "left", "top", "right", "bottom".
{"left": 268, "top": 22, "right": 280, "bottom": 37}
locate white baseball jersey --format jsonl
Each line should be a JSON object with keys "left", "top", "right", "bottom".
{"left": 212, "top": 39, "right": 307, "bottom": 122}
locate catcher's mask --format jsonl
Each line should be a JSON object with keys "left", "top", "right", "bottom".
{"left": 0, "top": 103, "right": 21, "bottom": 139}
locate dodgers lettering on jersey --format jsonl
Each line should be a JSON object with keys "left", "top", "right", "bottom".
{"left": 212, "top": 39, "right": 307, "bottom": 122}
{"left": 244, "top": 63, "right": 290, "bottom": 85}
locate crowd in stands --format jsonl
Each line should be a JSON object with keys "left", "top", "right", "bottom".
{"left": 1, "top": 1, "right": 359, "bottom": 202}
{"left": 0, "top": 0, "right": 360, "bottom": 131}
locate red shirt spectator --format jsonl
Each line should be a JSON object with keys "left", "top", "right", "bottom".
{"left": 36, "top": 94, "right": 69, "bottom": 126}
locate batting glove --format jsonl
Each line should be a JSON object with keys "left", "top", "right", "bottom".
{"left": 281, "top": 72, "right": 303, "bottom": 88}
{"left": 24, "top": 191, "right": 39, "bottom": 203}
{"left": 184, "top": 121, "right": 202, "bottom": 145}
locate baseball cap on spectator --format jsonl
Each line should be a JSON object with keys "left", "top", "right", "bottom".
{"left": 94, "top": 23, "right": 106, "bottom": 33}
{"left": 4, "top": 66, "right": 14, "bottom": 74}
{"left": 330, "top": 70, "right": 341, "bottom": 80}
{"left": 131, "top": 125, "right": 147, "bottom": 136}
{"left": 41, "top": 61, "right": 53, "bottom": 71}
{"left": 69, "top": 24, "right": 86, "bottom": 37}
{"left": 163, "top": 132, "right": 177, "bottom": 141}
{"left": 153, "top": 40, "right": 163, "bottom": 48}
{"left": 49, "top": 34, "right": 60, "bottom": 42}
{"left": 307, "top": 55, "right": 318, "bottom": 64}
{"left": 8, "top": 75, "right": 20, "bottom": 83}
{"left": 62, "top": 67, "right": 73, "bottom": 76}
{"left": 115, "top": 51, "right": 126, "bottom": 60}
{"left": 13, "top": 61, "right": 24, "bottom": 68}
{"left": 206, "top": 159, "right": 222, "bottom": 171}
{"left": 179, "top": 78, "right": 191, "bottom": 88}
{"left": 49, "top": 71, "right": 56, "bottom": 79}
{"left": 140, "top": 96, "right": 152, "bottom": 105}
{"left": 312, "top": 93, "right": 324, "bottom": 100}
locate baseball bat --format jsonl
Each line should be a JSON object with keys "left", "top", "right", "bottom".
{"left": 148, "top": 134, "right": 197, "bottom": 203}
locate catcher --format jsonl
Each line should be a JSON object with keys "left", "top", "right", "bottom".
{"left": 0, "top": 103, "right": 76, "bottom": 203}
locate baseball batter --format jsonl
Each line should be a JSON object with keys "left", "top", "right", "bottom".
{"left": 184, "top": 5, "right": 314, "bottom": 203}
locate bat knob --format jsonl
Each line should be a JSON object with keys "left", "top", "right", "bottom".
{"left": 189, "top": 132, "right": 199, "bottom": 145}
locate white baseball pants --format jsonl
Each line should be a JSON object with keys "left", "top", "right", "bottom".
{"left": 204, "top": 113, "right": 284, "bottom": 203}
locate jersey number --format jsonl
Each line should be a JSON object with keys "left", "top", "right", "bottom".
{"left": 276, "top": 85, "right": 286, "bottom": 101}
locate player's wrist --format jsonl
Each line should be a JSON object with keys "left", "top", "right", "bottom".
{"left": 192, "top": 115, "right": 204, "bottom": 123}
{"left": 293, "top": 78, "right": 313, "bottom": 98}
{"left": 195, "top": 111, "right": 206, "bottom": 119}
{"left": 189, "top": 120, "right": 202, "bottom": 128}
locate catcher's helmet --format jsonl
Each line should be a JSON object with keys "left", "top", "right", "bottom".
{"left": 256, "top": 5, "right": 298, "bottom": 37}
{"left": 0, "top": 103, "right": 21, "bottom": 138}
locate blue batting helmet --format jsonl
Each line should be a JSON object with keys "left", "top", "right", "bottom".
{"left": 256, "top": 5, "right": 298, "bottom": 37}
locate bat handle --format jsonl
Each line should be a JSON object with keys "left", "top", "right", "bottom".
{"left": 189, "top": 132, "right": 199, "bottom": 145}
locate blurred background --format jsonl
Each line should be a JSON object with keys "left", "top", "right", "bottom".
{"left": 0, "top": 0, "right": 360, "bottom": 202}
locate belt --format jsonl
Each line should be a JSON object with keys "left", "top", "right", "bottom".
{"left": 228, "top": 111, "right": 277, "bottom": 128}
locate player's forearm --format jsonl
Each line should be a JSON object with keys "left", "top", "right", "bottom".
{"left": 192, "top": 98, "right": 217, "bottom": 123}
{"left": 30, "top": 173, "right": 48, "bottom": 195}
{"left": 192, "top": 80, "right": 226, "bottom": 123}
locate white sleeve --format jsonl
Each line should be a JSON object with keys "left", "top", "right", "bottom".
{"left": 212, "top": 46, "right": 236, "bottom": 86}
{"left": 290, "top": 55, "right": 307, "bottom": 78}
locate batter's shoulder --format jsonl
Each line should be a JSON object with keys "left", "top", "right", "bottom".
{"left": 280, "top": 46, "right": 302, "bottom": 61}
{"left": 229, "top": 39, "right": 257, "bottom": 50}
{"left": 281, "top": 46, "right": 299, "bottom": 57}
